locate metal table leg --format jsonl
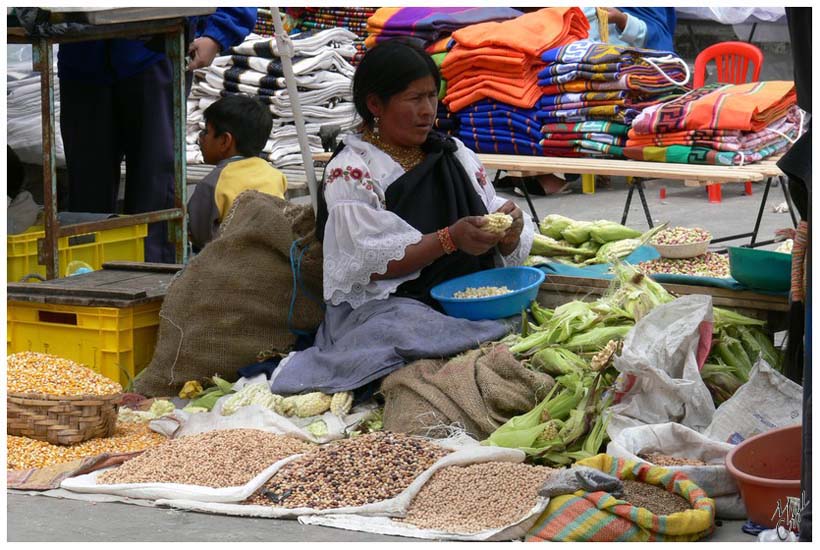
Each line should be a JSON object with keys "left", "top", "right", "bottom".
{"left": 166, "top": 31, "right": 188, "bottom": 264}
{"left": 748, "top": 177, "right": 772, "bottom": 247}
{"left": 621, "top": 178, "right": 653, "bottom": 228}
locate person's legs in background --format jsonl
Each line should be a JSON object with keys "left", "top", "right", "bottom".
{"left": 116, "top": 59, "right": 177, "bottom": 263}
{"left": 59, "top": 78, "right": 122, "bottom": 213}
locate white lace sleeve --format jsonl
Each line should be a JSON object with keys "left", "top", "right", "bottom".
{"left": 322, "top": 150, "right": 424, "bottom": 309}
{"left": 452, "top": 138, "right": 535, "bottom": 267}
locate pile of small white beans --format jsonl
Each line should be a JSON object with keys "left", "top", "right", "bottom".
{"left": 651, "top": 227, "right": 711, "bottom": 246}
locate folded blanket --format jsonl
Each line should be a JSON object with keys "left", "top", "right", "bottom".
{"left": 451, "top": 7, "right": 589, "bottom": 57}
{"left": 230, "top": 27, "right": 359, "bottom": 58}
{"left": 365, "top": 7, "right": 523, "bottom": 49}
{"left": 631, "top": 81, "right": 798, "bottom": 134}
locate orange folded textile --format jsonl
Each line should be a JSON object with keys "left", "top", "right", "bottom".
{"left": 450, "top": 7, "right": 589, "bottom": 57}
{"left": 445, "top": 78, "right": 543, "bottom": 112}
{"left": 446, "top": 62, "right": 543, "bottom": 92}
{"left": 441, "top": 45, "right": 531, "bottom": 80}
{"left": 633, "top": 81, "right": 797, "bottom": 134}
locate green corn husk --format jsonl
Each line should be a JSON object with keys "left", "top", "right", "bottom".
{"left": 586, "top": 223, "right": 668, "bottom": 265}
{"left": 589, "top": 222, "right": 642, "bottom": 244}
{"left": 530, "top": 301, "right": 554, "bottom": 326}
{"left": 483, "top": 383, "right": 584, "bottom": 452}
{"left": 748, "top": 326, "right": 784, "bottom": 372}
{"left": 713, "top": 307, "right": 766, "bottom": 331}
{"left": 564, "top": 325, "right": 633, "bottom": 352}
{"left": 531, "top": 347, "right": 588, "bottom": 376}
{"left": 700, "top": 361, "right": 744, "bottom": 405}
{"left": 524, "top": 255, "right": 551, "bottom": 267}
{"left": 530, "top": 233, "right": 595, "bottom": 257}
{"left": 540, "top": 214, "right": 576, "bottom": 240}
{"left": 561, "top": 221, "right": 595, "bottom": 245}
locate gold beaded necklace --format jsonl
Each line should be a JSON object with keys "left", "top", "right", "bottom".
{"left": 361, "top": 127, "right": 426, "bottom": 172}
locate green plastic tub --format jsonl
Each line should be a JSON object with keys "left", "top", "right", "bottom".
{"left": 728, "top": 247, "right": 791, "bottom": 292}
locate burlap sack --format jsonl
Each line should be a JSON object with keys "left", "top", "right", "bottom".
{"left": 133, "top": 191, "right": 324, "bottom": 397}
{"left": 381, "top": 346, "right": 554, "bottom": 441}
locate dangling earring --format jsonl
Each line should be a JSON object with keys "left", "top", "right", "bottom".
{"left": 373, "top": 116, "right": 380, "bottom": 138}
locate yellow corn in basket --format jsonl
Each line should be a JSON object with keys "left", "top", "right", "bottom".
{"left": 8, "top": 391, "right": 121, "bottom": 445}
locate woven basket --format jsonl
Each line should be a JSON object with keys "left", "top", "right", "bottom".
{"left": 7, "top": 391, "right": 121, "bottom": 445}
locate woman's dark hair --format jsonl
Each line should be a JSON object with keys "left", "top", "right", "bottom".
{"left": 203, "top": 94, "right": 273, "bottom": 157}
{"left": 352, "top": 39, "right": 440, "bottom": 127}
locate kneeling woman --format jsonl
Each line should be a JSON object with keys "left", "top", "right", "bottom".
{"left": 270, "top": 40, "right": 535, "bottom": 395}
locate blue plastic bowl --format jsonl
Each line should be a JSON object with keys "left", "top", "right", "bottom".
{"left": 728, "top": 247, "right": 791, "bottom": 292}
{"left": 430, "top": 266, "right": 546, "bottom": 321}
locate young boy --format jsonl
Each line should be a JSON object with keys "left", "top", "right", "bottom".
{"left": 188, "top": 94, "right": 287, "bottom": 251}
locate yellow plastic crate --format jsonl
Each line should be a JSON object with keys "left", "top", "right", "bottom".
{"left": 6, "top": 300, "right": 161, "bottom": 389}
{"left": 7, "top": 223, "right": 147, "bottom": 282}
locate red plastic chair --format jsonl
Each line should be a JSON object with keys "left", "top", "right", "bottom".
{"left": 693, "top": 41, "right": 765, "bottom": 200}
{"left": 693, "top": 41, "right": 764, "bottom": 88}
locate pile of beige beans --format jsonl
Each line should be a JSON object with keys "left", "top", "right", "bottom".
{"left": 398, "top": 462, "right": 557, "bottom": 533}
{"left": 247, "top": 431, "right": 449, "bottom": 509}
{"left": 97, "top": 429, "right": 314, "bottom": 487}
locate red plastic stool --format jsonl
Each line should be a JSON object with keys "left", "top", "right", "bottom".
{"left": 707, "top": 183, "right": 722, "bottom": 203}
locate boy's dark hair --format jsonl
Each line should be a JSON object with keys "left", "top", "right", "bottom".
{"left": 203, "top": 95, "right": 273, "bottom": 157}
{"left": 352, "top": 39, "right": 440, "bottom": 128}
{"left": 8, "top": 145, "right": 25, "bottom": 198}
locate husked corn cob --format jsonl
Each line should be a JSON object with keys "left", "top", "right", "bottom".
{"left": 453, "top": 286, "right": 512, "bottom": 299}
{"left": 483, "top": 213, "right": 513, "bottom": 234}
{"left": 7, "top": 352, "right": 122, "bottom": 396}
{"left": 281, "top": 392, "right": 333, "bottom": 418}
{"left": 330, "top": 392, "right": 354, "bottom": 416}
{"left": 7, "top": 422, "right": 166, "bottom": 471}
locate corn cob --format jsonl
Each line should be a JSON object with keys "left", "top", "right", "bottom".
{"left": 530, "top": 233, "right": 594, "bottom": 257}
{"left": 281, "top": 392, "right": 333, "bottom": 418}
{"left": 330, "top": 392, "right": 354, "bottom": 416}
{"left": 539, "top": 214, "right": 576, "bottom": 239}
{"left": 563, "top": 325, "right": 632, "bottom": 352}
{"left": 482, "top": 213, "right": 513, "bottom": 234}
{"left": 589, "top": 221, "right": 642, "bottom": 244}
{"left": 531, "top": 347, "right": 588, "bottom": 376}
{"left": 560, "top": 221, "right": 594, "bottom": 245}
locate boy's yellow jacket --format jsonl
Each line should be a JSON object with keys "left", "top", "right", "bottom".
{"left": 188, "top": 156, "right": 286, "bottom": 250}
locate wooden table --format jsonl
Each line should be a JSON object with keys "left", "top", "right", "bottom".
{"left": 537, "top": 274, "right": 789, "bottom": 329}
{"left": 314, "top": 151, "right": 792, "bottom": 246}
{"left": 7, "top": 8, "right": 213, "bottom": 278}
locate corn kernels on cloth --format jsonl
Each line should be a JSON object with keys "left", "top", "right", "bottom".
{"left": 269, "top": 296, "right": 511, "bottom": 395}
{"left": 526, "top": 454, "right": 715, "bottom": 542}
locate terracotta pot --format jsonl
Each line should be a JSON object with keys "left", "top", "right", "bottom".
{"left": 725, "top": 424, "right": 803, "bottom": 529}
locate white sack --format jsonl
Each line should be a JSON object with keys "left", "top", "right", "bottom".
{"left": 704, "top": 359, "right": 803, "bottom": 444}
{"left": 60, "top": 453, "right": 303, "bottom": 503}
{"left": 608, "top": 294, "right": 716, "bottom": 437}
{"left": 605, "top": 422, "right": 745, "bottom": 519}
{"left": 156, "top": 436, "right": 524, "bottom": 519}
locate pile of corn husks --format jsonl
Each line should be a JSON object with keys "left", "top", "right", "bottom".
{"left": 487, "top": 262, "right": 784, "bottom": 466}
